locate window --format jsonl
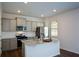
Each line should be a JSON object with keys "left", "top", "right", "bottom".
{"left": 51, "top": 21, "right": 58, "bottom": 37}
{"left": 44, "top": 27, "right": 48, "bottom": 38}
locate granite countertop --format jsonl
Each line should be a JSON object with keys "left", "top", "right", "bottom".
{"left": 21, "top": 39, "right": 43, "bottom": 45}
{"left": 2, "top": 32, "right": 16, "bottom": 39}
{"left": 21, "top": 38, "right": 59, "bottom": 46}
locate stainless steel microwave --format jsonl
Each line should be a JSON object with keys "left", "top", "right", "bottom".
{"left": 16, "top": 26, "right": 27, "bottom": 31}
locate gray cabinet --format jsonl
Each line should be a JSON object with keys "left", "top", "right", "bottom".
{"left": 2, "top": 38, "right": 17, "bottom": 51}
{"left": 36, "top": 22, "right": 44, "bottom": 27}
{"left": 2, "top": 19, "right": 10, "bottom": 32}
{"left": 2, "top": 39, "right": 10, "bottom": 50}
{"left": 10, "top": 20, "right": 16, "bottom": 32}
{"left": 26, "top": 21, "right": 32, "bottom": 31}
{"left": 2, "top": 18, "right": 16, "bottom": 32}
{"left": 10, "top": 38, "right": 17, "bottom": 50}
{"left": 16, "top": 17, "right": 44, "bottom": 32}
{"left": 32, "top": 22, "right": 37, "bottom": 31}
{"left": 17, "top": 18, "right": 26, "bottom": 26}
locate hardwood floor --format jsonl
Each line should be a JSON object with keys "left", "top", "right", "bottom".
{"left": 56, "top": 49, "right": 79, "bottom": 57}
{"left": 1, "top": 48, "right": 79, "bottom": 57}
{"left": 1, "top": 48, "right": 22, "bottom": 57}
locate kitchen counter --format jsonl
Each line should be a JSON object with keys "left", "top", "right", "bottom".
{"left": 21, "top": 38, "right": 59, "bottom": 46}
{"left": 1, "top": 32, "right": 35, "bottom": 39}
{"left": 1, "top": 32, "right": 17, "bottom": 51}
{"left": 2, "top": 32, "right": 16, "bottom": 39}
{"left": 21, "top": 39, "right": 43, "bottom": 45}
{"left": 21, "top": 38, "right": 60, "bottom": 57}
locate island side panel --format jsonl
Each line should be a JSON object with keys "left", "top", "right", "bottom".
{"left": 24, "top": 40, "right": 60, "bottom": 57}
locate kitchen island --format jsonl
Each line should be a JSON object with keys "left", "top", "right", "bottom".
{"left": 21, "top": 38, "right": 60, "bottom": 57}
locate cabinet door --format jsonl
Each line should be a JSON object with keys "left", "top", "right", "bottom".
{"left": 32, "top": 22, "right": 37, "bottom": 31}
{"left": 2, "top": 19, "right": 10, "bottom": 32}
{"left": 26, "top": 21, "right": 32, "bottom": 31}
{"left": 17, "top": 18, "right": 26, "bottom": 26}
{"left": 2, "top": 39, "right": 10, "bottom": 51}
{"left": 17, "top": 18, "right": 22, "bottom": 26}
{"left": 10, "top": 20, "right": 16, "bottom": 32}
{"left": 10, "top": 38, "right": 17, "bottom": 50}
{"left": 36, "top": 22, "right": 44, "bottom": 27}
{"left": 36, "top": 22, "right": 41, "bottom": 27}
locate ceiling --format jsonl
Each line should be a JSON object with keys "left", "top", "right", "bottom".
{"left": 2, "top": 2, "right": 79, "bottom": 17}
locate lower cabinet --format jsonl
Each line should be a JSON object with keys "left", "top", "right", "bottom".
{"left": 2, "top": 38, "right": 17, "bottom": 51}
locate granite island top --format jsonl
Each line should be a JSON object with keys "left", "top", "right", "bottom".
{"left": 21, "top": 38, "right": 59, "bottom": 46}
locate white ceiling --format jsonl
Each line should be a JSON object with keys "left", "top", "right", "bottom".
{"left": 2, "top": 2, "right": 79, "bottom": 17}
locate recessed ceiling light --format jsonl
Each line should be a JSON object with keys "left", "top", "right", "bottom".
{"left": 17, "top": 10, "right": 21, "bottom": 13}
{"left": 52, "top": 9, "right": 56, "bottom": 12}
{"left": 41, "top": 14, "right": 44, "bottom": 17}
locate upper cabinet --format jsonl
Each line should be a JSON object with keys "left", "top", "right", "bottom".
{"left": 32, "top": 22, "right": 44, "bottom": 31}
{"left": 16, "top": 18, "right": 26, "bottom": 26}
{"left": 2, "top": 19, "right": 10, "bottom": 32}
{"left": 2, "top": 18, "right": 16, "bottom": 32}
{"left": 25, "top": 21, "right": 32, "bottom": 31}
{"left": 16, "top": 17, "right": 44, "bottom": 32}
{"left": 37, "top": 22, "right": 44, "bottom": 27}
{"left": 32, "top": 22, "right": 37, "bottom": 31}
{"left": 10, "top": 20, "right": 16, "bottom": 32}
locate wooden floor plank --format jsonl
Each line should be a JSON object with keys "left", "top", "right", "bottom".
{"left": 1, "top": 48, "right": 79, "bottom": 57}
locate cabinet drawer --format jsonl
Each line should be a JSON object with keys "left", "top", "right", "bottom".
{"left": 10, "top": 39, "right": 17, "bottom": 49}
{"left": 2, "top": 38, "right": 17, "bottom": 51}
{"left": 2, "top": 39, "right": 10, "bottom": 51}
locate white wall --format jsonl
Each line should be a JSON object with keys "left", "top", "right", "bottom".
{"left": 44, "top": 8, "right": 79, "bottom": 54}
